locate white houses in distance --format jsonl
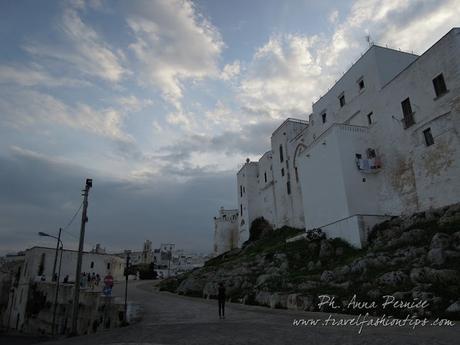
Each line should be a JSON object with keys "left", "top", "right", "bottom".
{"left": 215, "top": 28, "right": 460, "bottom": 251}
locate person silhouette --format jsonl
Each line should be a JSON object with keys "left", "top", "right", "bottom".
{"left": 218, "top": 282, "right": 226, "bottom": 319}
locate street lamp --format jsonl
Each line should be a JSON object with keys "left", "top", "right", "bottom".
{"left": 38, "top": 230, "right": 64, "bottom": 335}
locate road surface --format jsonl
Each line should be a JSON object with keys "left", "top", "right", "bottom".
{"left": 34, "top": 280, "right": 458, "bottom": 345}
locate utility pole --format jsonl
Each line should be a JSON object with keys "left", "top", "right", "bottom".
{"left": 124, "top": 251, "right": 131, "bottom": 323}
{"left": 51, "top": 228, "right": 62, "bottom": 281}
{"left": 70, "top": 178, "right": 92, "bottom": 335}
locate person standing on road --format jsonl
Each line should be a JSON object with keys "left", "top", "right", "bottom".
{"left": 218, "top": 282, "right": 226, "bottom": 319}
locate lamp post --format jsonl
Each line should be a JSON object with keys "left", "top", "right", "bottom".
{"left": 124, "top": 250, "right": 131, "bottom": 323}
{"left": 38, "top": 230, "right": 64, "bottom": 335}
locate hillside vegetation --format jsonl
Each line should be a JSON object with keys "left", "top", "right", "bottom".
{"left": 159, "top": 203, "right": 460, "bottom": 319}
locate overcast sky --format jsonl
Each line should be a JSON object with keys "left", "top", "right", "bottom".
{"left": 0, "top": 0, "right": 458, "bottom": 255}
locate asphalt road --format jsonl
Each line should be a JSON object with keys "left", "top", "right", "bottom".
{"left": 31, "top": 280, "right": 458, "bottom": 345}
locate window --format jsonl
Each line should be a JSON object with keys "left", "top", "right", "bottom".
{"left": 264, "top": 172, "right": 267, "bottom": 183}
{"left": 358, "top": 79, "right": 365, "bottom": 90}
{"left": 90, "top": 261, "right": 94, "bottom": 269}
{"left": 38, "top": 253, "right": 45, "bottom": 276}
{"left": 281, "top": 168, "right": 285, "bottom": 177}
{"left": 423, "top": 128, "right": 434, "bottom": 146}
{"left": 321, "top": 112, "right": 327, "bottom": 124}
{"left": 107, "top": 263, "right": 111, "bottom": 270}
{"left": 240, "top": 185, "right": 242, "bottom": 197}
{"left": 240, "top": 204, "right": 243, "bottom": 216}
{"left": 433, "top": 73, "right": 447, "bottom": 97}
{"left": 279, "top": 145, "right": 284, "bottom": 162}
{"left": 287, "top": 181, "right": 291, "bottom": 195}
{"left": 339, "top": 94, "right": 345, "bottom": 107}
{"left": 401, "top": 97, "right": 415, "bottom": 129}
{"left": 367, "top": 112, "right": 373, "bottom": 125}
{"left": 295, "top": 167, "right": 299, "bottom": 182}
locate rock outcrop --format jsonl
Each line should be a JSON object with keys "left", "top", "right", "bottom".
{"left": 160, "top": 203, "right": 460, "bottom": 319}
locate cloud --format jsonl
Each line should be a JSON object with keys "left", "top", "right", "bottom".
{"left": 0, "top": 147, "right": 235, "bottom": 255}
{"left": 23, "top": 5, "right": 126, "bottom": 83}
{"left": 0, "top": 89, "right": 133, "bottom": 143}
{"left": 126, "top": 0, "right": 223, "bottom": 108}
{"left": 220, "top": 60, "right": 241, "bottom": 81}
{"left": 236, "top": 0, "right": 460, "bottom": 120}
{"left": 238, "top": 34, "right": 324, "bottom": 119}
{"left": 117, "top": 95, "right": 154, "bottom": 113}
{"left": 0, "top": 64, "right": 87, "bottom": 87}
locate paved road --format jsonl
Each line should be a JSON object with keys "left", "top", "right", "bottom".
{"left": 35, "top": 280, "right": 458, "bottom": 345}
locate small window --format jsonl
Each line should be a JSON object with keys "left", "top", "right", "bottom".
{"left": 401, "top": 97, "right": 415, "bottom": 129}
{"left": 240, "top": 185, "right": 242, "bottom": 197}
{"left": 281, "top": 168, "right": 285, "bottom": 177}
{"left": 367, "top": 112, "right": 373, "bottom": 125}
{"left": 295, "top": 167, "right": 299, "bottom": 182}
{"left": 107, "top": 263, "right": 111, "bottom": 270}
{"left": 321, "top": 112, "right": 327, "bottom": 124}
{"left": 90, "top": 261, "right": 94, "bottom": 269}
{"left": 286, "top": 181, "right": 291, "bottom": 195}
{"left": 279, "top": 145, "right": 284, "bottom": 162}
{"left": 240, "top": 204, "right": 243, "bottom": 216}
{"left": 432, "top": 73, "right": 447, "bottom": 97}
{"left": 423, "top": 128, "right": 434, "bottom": 146}
{"left": 358, "top": 79, "right": 365, "bottom": 90}
{"left": 264, "top": 172, "right": 267, "bottom": 183}
{"left": 339, "top": 94, "right": 345, "bottom": 107}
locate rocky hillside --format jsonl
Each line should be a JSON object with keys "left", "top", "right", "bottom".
{"left": 159, "top": 203, "right": 460, "bottom": 319}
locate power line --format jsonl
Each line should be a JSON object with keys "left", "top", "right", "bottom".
{"left": 62, "top": 202, "right": 83, "bottom": 231}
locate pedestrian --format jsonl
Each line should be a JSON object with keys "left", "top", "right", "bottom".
{"left": 91, "top": 272, "right": 96, "bottom": 289}
{"left": 218, "top": 282, "right": 226, "bottom": 319}
{"left": 96, "top": 274, "right": 101, "bottom": 286}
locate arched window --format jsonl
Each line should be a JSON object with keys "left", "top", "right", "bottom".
{"left": 90, "top": 261, "right": 94, "bottom": 269}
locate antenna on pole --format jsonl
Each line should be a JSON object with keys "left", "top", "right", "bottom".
{"left": 366, "top": 34, "right": 373, "bottom": 47}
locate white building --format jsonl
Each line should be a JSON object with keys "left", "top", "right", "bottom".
{"left": 3, "top": 246, "right": 124, "bottom": 331}
{"left": 234, "top": 28, "right": 460, "bottom": 248}
{"left": 213, "top": 207, "right": 239, "bottom": 255}
{"left": 117, "top": 240, "right": 154, "bottom": 266}
{"left": 236, "top": 119, "right": 308, "bottom": 241}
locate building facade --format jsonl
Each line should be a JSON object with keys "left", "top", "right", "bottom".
{"left": 234, "top": 28, "right": 460, "bottom": 248}
{"left": 3, "top": 246, "right": 124, "bottom": 331}
{"left": 213, "top": 207, "right": 239, "bottom": 255}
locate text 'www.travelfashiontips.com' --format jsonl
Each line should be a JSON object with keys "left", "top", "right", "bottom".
{"left": 292, "top": 295, "right": 456, "bottom": 334}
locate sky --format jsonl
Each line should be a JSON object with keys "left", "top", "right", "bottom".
{"left": 0, "top": 0, "right": 459, "bottom": 255}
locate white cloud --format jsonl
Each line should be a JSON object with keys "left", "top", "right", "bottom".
{"left": 220, "top": 60, "right": 241, "bottom": 81}
{"left": 117, "top": 95, "right": 154, "bottom": 113}
{"left": 126, "top": 0, "right": 223, "bottom": 108}
{"left": 237, "top": 0, "right": 460, "bottom": 119}
{"left": 24, "top": 6, "right": 126, "bottom": 83}
{"left": 238, "top": 34, "right": 324, "bottom": 119}
{"left": 329, "top": 9, "right": 339, "bottom": 24}
{"left": 0, "top": 89, "right": 133, "bottom": 143}
{"left": 0, "top": 64, "right": 87, "bottom": 87}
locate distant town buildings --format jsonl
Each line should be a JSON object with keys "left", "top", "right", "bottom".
{"left": 214, "top": 27, "right": 460, "bottom": 251}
